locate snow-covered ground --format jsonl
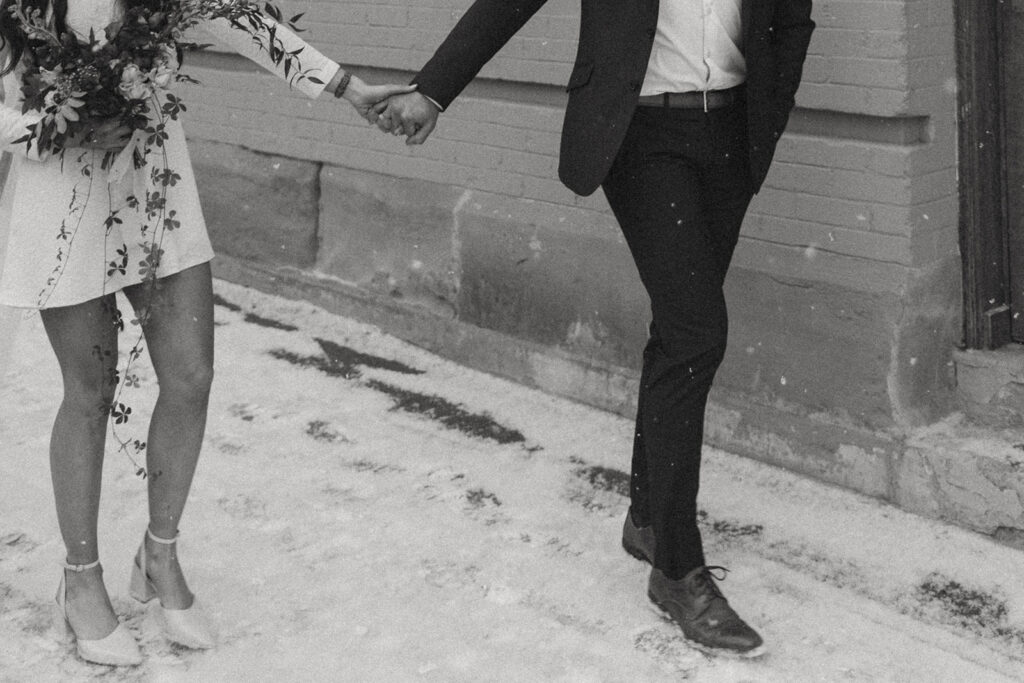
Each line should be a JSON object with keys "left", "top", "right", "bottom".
{"left": 1, "top": 280, "right": 1022, "bottom": 682}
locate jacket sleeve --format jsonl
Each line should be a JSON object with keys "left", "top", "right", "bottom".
{"left": 412, "top": 0, "right": 550, "bottom": 110}
{"left": 200, "top": 16, "right": 340, "bottom": 99}
{"left": 770, "top": 0, "right": 815, "bottom": 113}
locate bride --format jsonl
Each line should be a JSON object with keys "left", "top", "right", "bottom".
{"left": 0, "top": 0, "right": 411, "bottom": 666}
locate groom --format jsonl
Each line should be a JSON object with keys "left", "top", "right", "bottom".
{"left": 376, "top": 0, "right": 814, "bottom": 657}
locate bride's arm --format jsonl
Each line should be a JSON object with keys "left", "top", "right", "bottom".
{"left": 199, "top": 16, "right": 339, "bottom": 99}
{"left": 198, "top": 16, "right": 416, "bottom": 115}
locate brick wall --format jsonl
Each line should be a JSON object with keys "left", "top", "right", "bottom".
{"left": 181, "top": 1, "right": 966, "bottom": 520}
{"left": 182, "top": 0, "right": 959, "bottom": 277}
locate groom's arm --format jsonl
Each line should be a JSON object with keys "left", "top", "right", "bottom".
{"left": 379, "top": 0, "right": 550, "bottom": 143}
{"left": 413, "top": 0, "right": 549, "bottom": 109}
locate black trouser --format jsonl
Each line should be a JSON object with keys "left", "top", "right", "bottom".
{"left": 601, "top": 98, "right": 754, "bottom": 580}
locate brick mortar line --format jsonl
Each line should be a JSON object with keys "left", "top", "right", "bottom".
{"left": 738, "top": 235, "right": 912, "bottom": 267}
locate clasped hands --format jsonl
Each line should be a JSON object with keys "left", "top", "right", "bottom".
{"left": 367, "top": 91, "right": 439, "bottom": 145}
{"left": 71, "top": 73, "right": 436, "bottom": 151}
{"left": 348, "top": 80, "right": 439, "bottom": 145}
{"left": 335, "top": 70, "right": 439, "bottom": 145}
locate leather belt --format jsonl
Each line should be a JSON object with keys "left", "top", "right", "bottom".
{"left": 636, "top": 87, "right": 741, "bottom": 111}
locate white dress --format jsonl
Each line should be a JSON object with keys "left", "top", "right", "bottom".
{"left": 0, "top": 0, "right": 338, "bottom": 309}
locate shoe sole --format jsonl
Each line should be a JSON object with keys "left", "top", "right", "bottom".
{"left": 647, "top": 592, "right": 767, "bottom": 660}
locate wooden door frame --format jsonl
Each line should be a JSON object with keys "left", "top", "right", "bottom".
{"left": 955, "top": 0, "right": 1011, "bottom": 349}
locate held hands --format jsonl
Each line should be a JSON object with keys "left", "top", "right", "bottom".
{"left": 326, "top": 67, "right": 439, "bottom": 145}
{"left": 338, "top": 73, "right": 418, "bottom": 120}
{"left": 370, "top": 91, "right": 440, "bottom": 145}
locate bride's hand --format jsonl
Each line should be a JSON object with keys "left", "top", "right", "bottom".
{"left": 339, "top": 74, "right": 417, "bottom": 121}
{"left": 65, "top": 120, "right": 133, "bottom": 151}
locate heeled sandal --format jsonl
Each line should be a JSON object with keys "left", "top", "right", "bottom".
{"left": 129, "top": 528, "right": 217, "bottom": 649}
{"left": 54, "top": 559, "right": 143, "bottom": 666}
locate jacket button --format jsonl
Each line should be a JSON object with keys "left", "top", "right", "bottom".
{"left": 630, "top": 81, "right": 641, "bottom": 91}
{"left": 646, "top": 28, "right": 656, "bottom": 38}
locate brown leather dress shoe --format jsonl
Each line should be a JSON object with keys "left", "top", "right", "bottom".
{"left": 621, "top": 508, "right": 655, "bottom": 564}
{"left": 648, "top": 565, "right": 765, "bottom": 657}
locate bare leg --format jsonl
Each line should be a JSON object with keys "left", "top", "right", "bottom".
{"left": 123, "top": 263, "right": 214, "bottom": 609}
{"left": 41, "top": 295, "right": 121, "bottom": 639}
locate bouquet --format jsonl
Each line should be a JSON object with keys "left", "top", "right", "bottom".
{"left": 7, "top": 0, "right": 319, "bottom": 167}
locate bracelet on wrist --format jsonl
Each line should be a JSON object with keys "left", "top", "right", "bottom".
{"left": 333, "top": 71, "right": 352, "bottom": 99}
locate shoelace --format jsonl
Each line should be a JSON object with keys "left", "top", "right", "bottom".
{"left": 694, "top": 565, "right": 730, "bottom": 601}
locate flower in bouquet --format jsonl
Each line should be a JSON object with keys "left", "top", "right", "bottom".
{"left": 118, "top": 62, "right": 152, "bottom": 100}
{"left": 150, "top": 43, "right": 178, "bottom": 89}
{"left": 7, "top": 0, "right": 317, "bottom": 161}
{"left": 42, "top": 88, "right": 85, "bottom": 133}
{"left": 38, "top": 65, "right": 63, "bottom": 86}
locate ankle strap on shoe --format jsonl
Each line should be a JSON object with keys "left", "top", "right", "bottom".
{"left": 147, "top": 528, "right": 179, "bottom": 545}
{"left": 63, "top": 558, "right": 101, "bottom": 572}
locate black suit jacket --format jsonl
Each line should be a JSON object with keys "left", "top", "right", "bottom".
{"left": 414, "top": 0, "right": 814, "bottom": 196}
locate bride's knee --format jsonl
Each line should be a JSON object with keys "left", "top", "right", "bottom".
{"left": 60, "top": 374, "right": 116, "bottom": 419}
{"left": 158, "top": 360, "right": 214, "bottom": 401}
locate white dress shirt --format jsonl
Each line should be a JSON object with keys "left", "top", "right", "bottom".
{"left": 641, "top": 0, "right": 746, "bottom": 96}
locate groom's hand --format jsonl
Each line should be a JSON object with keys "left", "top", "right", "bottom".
{"left": 335, "top": 73, "right": 417, "bottom": 121}
{"left": 374, "top": 92, "right": 440, "bottom": 145}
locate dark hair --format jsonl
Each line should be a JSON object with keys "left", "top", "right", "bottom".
{"left": 0, "top": 0, "right": 71, "bottom": 75}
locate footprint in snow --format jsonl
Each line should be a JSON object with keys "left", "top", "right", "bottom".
{"left": 633, "top": 626, "right": 704, "bottom": 673}
{"left": 217, "top": 493, "right": 269, "bottom": 521}
{"left": 228, "top": 402, "right": 260, "bottom": 422}
{"left": 0, "top": 531, "right": 37, "bottom": 558}
{"left": 305, "top": 419, "right": 353, "bottom": 444}
{"left": 564, "top": 460, "right": 631, "bottom": 516}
